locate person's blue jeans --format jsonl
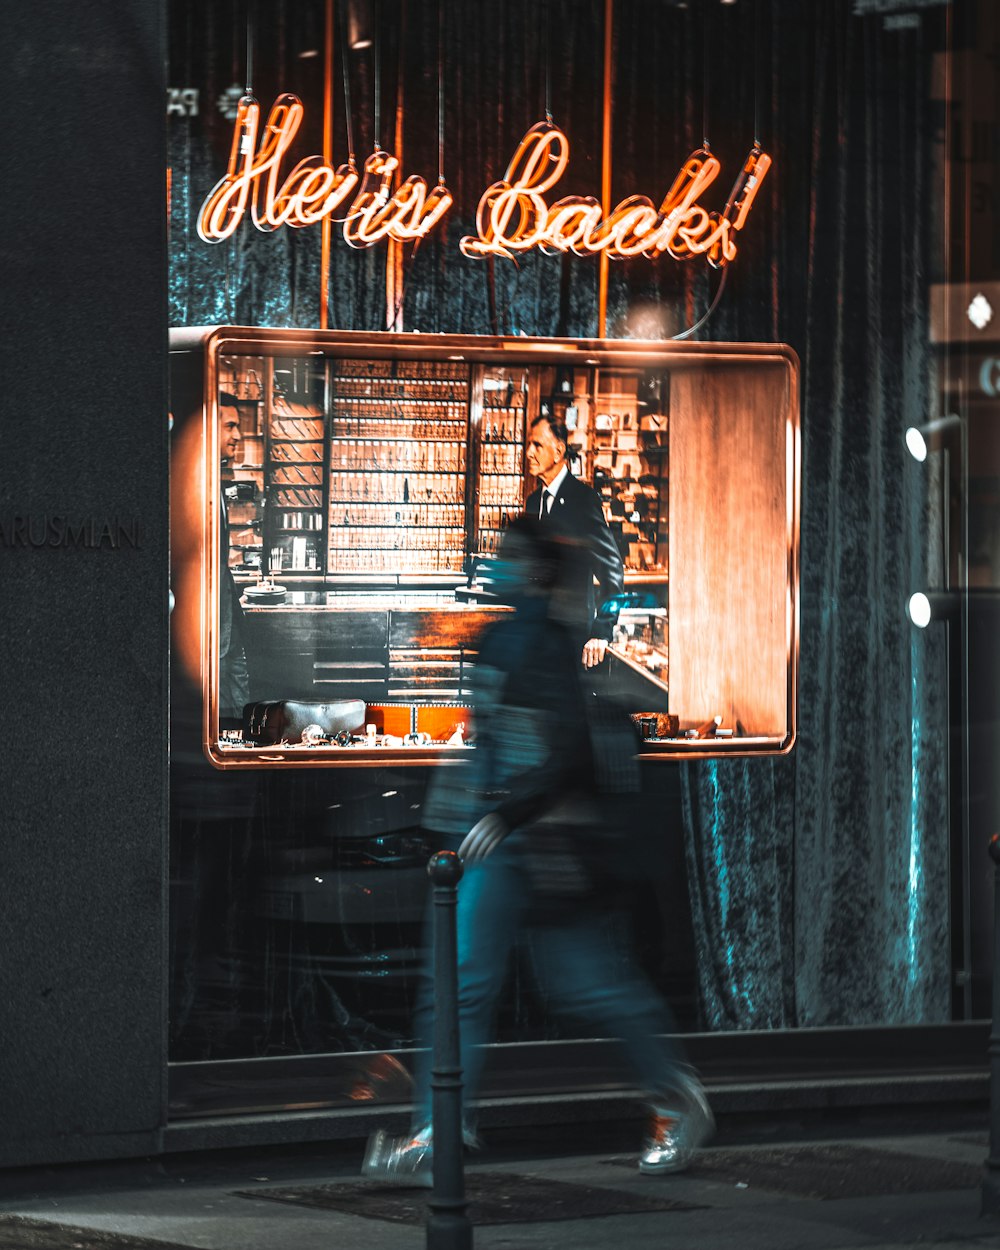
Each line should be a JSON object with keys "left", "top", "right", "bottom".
{"left": 411, "top": 836, "right": 527, "bottom": 1130}
{"left": 410, "top": 833, "right": 689, "bottom": 1130}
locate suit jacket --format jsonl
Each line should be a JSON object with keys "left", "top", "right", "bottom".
{"left": 525, "top": 471, "right": 625, "bottom": 643}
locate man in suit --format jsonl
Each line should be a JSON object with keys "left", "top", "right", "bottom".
{"left": 524, "top": 411, "right": 625, "bottom": 668}
{"left": 218, "top": 394, "right": 251, "bottom": 725}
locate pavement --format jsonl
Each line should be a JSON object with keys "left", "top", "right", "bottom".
{"left": 0, "top": 1113, "right": 997, "bottom": 1250}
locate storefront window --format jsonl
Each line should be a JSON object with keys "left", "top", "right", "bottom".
{"left": 168, "top": 0, "right": 986, "bottom": 1082}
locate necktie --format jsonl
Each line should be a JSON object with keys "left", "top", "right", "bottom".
{"left": 540, "top": 489, "right": 552, "bottom": 519}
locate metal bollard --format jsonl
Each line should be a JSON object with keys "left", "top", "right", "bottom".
{"left": 983, "top": 833, "right": 1000, "bottom": 1218}
{"left": 426, "top": 850, "right": 473, "bottom": 1250}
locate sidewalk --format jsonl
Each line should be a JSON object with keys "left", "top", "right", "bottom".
{"left": 0, "top": 1119, "right": 996, "bottom": 1250}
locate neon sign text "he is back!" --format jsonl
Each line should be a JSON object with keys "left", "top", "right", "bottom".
{"left": 198, "top": 96, "right": 770, "bottom": 269}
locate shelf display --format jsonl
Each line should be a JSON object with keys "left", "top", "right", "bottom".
{"left": 328, "top": 358, "right": 469, "bottom": 575}
{"left": 472, "top": 365, "right": 530, "bottom": 556}
{"left": 586, "top": 370, "right": 669, "bottom": 573}
{"left": 267, "top": 361, "right": 326, "bottom": 575}
{"left": 170, "top": 327, "right": 800, "bottom": 767}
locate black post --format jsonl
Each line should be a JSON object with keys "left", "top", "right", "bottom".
{"left": 984, "top": 833, "right": 1000, "bottom": 1218}
{"left": 426, "top": 850, "right": 473, "bottom": 1250}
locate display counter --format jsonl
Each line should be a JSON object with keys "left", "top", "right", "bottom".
{"left": 169, "top": 327, "right": 799, "bottom": 766}
{"left": 241, "top": 589, "right": 507, "bottom": 704}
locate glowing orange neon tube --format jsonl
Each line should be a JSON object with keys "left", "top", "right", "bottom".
{"left": 198, "top": 94, "right": 451, "bottom": 247}
{"left": 198, "top": 97, "right": 767, "bottom": 266}
{"left": 460, "top": 124, "right": 771, "bottom": 267}
{"left": 343, "top": 152, "right": 454, "bottom": 248}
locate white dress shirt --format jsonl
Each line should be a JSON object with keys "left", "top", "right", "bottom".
{"left": 539, "top": 463, "right": 569, "bottom": 518}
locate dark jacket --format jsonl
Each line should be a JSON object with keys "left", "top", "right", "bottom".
{"left": 524, "top": 472, "right": 625, "bottom": 643}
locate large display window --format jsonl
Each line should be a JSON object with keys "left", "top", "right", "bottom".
{"left": 170, "top": 327, "right": 799, "bottom": 768}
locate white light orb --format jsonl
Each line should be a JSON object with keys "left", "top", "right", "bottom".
{"left": 905, "top": 427, "right": 927, "bottom": 461}
{"left": 907, "top": 592, "right": 932, "bottom": 628}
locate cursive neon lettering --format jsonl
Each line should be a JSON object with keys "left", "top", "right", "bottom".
{"left": 198, "top": 94, "right": 360, "bottom": 241}
{"left": 343, "top": 153, "right": 454, "bottom": 247}
{"left": 198, "top": 97, "right": 768, "bottom": 269}
{"left": 460, "top": 124, "right": 770, "bottom": 267}
{"left": 198, "top": 94, "right": 450, "bottom": 247}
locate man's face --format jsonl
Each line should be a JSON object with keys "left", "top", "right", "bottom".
{"left": 219, "top": 405, "right": 242, "bottom": 464}
{"left": 526, "top": 419, "right": 566, "bottom": 485}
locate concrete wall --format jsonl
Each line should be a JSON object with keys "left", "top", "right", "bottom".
{"left": 0, "top": 3, "right": 168, "bottom": 1166}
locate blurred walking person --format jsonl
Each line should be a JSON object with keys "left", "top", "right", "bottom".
{"left": 362, "top": 517, "right": 712, "bottom": 1183}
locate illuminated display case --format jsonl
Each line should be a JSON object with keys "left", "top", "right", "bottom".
{"left": 169, "top": 327, "right": 799, "bottom": 767}
{"left": 472, "top": 364, "right": 531, "bottom": 557}
{"left": 327, "top": 357, "right": 469, "bottom": 577}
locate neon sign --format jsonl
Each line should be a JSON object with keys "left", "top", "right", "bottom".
{"left": 342, "top": 150, "right": 452, "bottom": 248}
{"left": 198, "top": 94, "right": 452, "bottom": 246}
{"left": 460, "top": 122, "right": 770, "bottom": 267}
{"left": 198, "top": 99, "right": 769, "bottom": 268}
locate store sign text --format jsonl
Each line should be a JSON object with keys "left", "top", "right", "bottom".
{"left": 0, "top": 515, "right": 143, "bottom": 550}
{"left": 198, "top": 94, "right": 452, "bottom": 246}
{"left": 199, "top": 95, "right": 769, "bottom": 269}
{"left": 460, "top": 122, "right": 771, "bottom": 267}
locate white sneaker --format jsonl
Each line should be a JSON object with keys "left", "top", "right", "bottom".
{"left": 361, "top": 1127, "right": 433, "bottom": 1187}
{"left": 638, "top": 1079, "right": 714, "bottom": 1175}
{"left": 360, "top": 1123, "right": 482, "bottom": 1187}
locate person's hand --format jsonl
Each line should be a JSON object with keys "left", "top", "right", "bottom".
{"left": 582, "top": 637, "right": 608, "bottom": 669}
{"left": 459, "top": 813, "right": 509, "bottom": 864}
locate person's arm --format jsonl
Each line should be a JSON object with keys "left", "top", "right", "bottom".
{"left": 460, "top": 625, "right": 586, "bottom": 862}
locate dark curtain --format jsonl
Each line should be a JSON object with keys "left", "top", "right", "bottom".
{"left": 682, "top": 4, "right": 950, "bottom": 1029}
{"left": 168, "top": 0, "right": 952, "bottom": 1033}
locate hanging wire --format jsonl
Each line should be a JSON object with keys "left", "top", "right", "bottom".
{"left": 245, "top": 0, "right": 255, "bottom": 94}
{"left": 543, "top": 0, "right": 553, "bottom": 123}
{"left": 672, "top": 268, "right": 729, "bottom": 341}
{"left": 372, "top": 0, "right": 381, "bottom": 150}
{"left": 438, "top": 0, "right": 446, "bottom": 181}
{"left": 339, "top": 1, "right": 356, "bottom": 166}
{"left": 753, "top": 0, "right": 761, "bottom": 146}
{"left": 701, "top": 0, "right": 709, "bottom": 149}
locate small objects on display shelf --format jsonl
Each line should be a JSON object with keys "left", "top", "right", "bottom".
{"left": 242, "top": 549, "right": 288, "bottom": 604}
{"left": 230, "top": 701, "right": 474, "bottom": 751}
{"left": 629, "top": 712, "right": 733, "bottom": 742}
{"left": 612, "top": 606, "right": 669, "bottom": 683}
{"left": 588, "top": 381, "right": 668, "bottom": 574}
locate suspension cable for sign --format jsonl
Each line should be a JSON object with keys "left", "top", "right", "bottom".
{"left": 753, "top": 0, "right": 761, "bottom": 147}
{"left": 372, "top": 0, "right": 381, "bottom": 150}
{"left": 438, "top": 0, "right": 446, "bottom": 184}
{"left": 702, "top": 0, "right": 709, "bottom": 151}
{"left": 340, "top": 0, "right": 356, "bottom": 169}
{"left": 542, "top": 0, "right": 552, "bottom": 124}
{"left": 245, "top": 0, "right": 254, "bottom": 95}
